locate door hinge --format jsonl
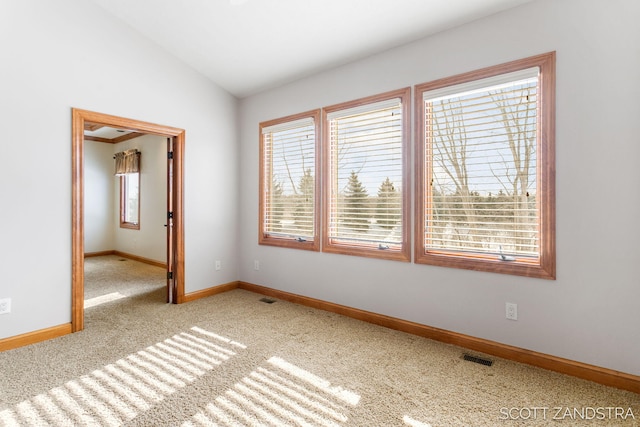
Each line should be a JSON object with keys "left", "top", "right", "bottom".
{"left": 168, "top": 151, "right": 174, "bottom": 159}
{"left": 168, "top": 211, "right": 174, "bottom": 219}
{"left": 167, "top": 271, "right": 173, "bottom": 280}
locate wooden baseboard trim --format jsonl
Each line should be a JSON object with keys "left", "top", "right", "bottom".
{"left": 183, "top": 281, "right": 240, "bottom": 303}
{"left": 0, "top": 324, "right": 72, "bottom": 352}
{"left": 84, "top": 250, "right": 116, "bottom": 257}
{"left": 237, "top": 281, "right": 640, "bottom": 394}
{"left": 113, "top": 251, "right": 167, "bottom": 269}
{"left": 84, "top": 250, "right": 167, "bottom": 269}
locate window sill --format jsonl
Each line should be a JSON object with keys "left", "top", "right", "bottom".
{"left": 324, "top": 240, "right": 410, "bottom": 262}
{"left": 415, "top": 250, "right": 555, "bottom": 279}
{"left": 259, "top": 235, "right": 319, "bottom": 251}
{"left": 120, "top": 222, "right": 140, "bottom": 230}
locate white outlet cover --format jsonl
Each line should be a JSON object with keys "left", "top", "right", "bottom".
{"left": 506, "top": 302, "right": 518, "bottom": 320}
{"left": 0, "top": 298, "right": 11, "bottom": 314}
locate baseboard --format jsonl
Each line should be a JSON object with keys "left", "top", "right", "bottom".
{"left": 237, "top": 281, "right": 640, "bottom": 394}
{"left": 84, "top": 250, "right": 116, "bottom": 257}
{"left": 0, "top": 324, "right": 72, "bottom": 352}
{"left": 182, "top": 281, "right": 240, "bottom": 303}
{"left": 84, "top": 250, "right": 167, "bottom": 269}
{"left": 113, "top": 251, "right": 167, "bottom": 268}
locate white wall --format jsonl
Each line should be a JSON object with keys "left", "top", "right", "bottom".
{"left": 239, "top": 0, "right": 640, "bottom": 376}
{"left": 85, "top": 135, "right": 167, "bottom": 262}
{"left": 0, "top": 0, "right": 239, "bottom": 338}
{"left": 85, "top": 141, "right": 115, "bottom": 252}
{"left": 113, "top": 135, "right": 167, "bottom": 262}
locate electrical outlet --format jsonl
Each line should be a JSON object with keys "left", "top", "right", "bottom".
{"left": 506, "top": 302, "right": 518, "bottom": 320}
{"left": 254, "top": 260, "right": 260, "bottom": 271}
{"left": 0, "top": 298, "right": 11, "bottom": 315}
{"left": 215, "top": 260, "right": 221, "bottom": 271}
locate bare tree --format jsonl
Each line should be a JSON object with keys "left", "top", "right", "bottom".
{"left": 492, "top": 87, "right": 537, "bottom": 253}
{"left": 429, "top": 84, "right": 538, "bottom": 254}
{"left": 431, "top": 99, "right": 482, "bottom": 249}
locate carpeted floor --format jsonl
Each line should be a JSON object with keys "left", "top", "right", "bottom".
{"left": 0, "top": 255, "right": 638, "bottom": 426}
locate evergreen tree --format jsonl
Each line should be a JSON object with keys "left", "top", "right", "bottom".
{"left": 294, "top": 168, "right": 314, "bottom": 234}
{"left": 270, "top": 177, "right": 284, "bottom": 232}
{"left": 344, "top": 171, "right": 369, "bottom": 232}
{"left": 376, "top": 177, "right": 400, "bottom": 230}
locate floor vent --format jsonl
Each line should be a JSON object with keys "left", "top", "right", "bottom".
{"left": 259, "top": 297, "right": 276, "bottom": 304}
{"left": 463, "top": 353, "right": 493, "bottom": 366}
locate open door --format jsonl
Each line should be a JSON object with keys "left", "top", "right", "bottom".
{"left": 72, "top": 108, "right": 186, "bottom": 332}
{"left": 166, "top": 137, "right": 176, "bottom": 303}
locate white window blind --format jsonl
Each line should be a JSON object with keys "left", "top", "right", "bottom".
{"left": 262, "top": 118, "right": 316, "bottom": 240}
{"left": 424, "top": 68, "right": 540, "bottom": 258}
{"left": 262, "top": 117, "right": 315, "bottom": 135}
{"left": 327, "top": 98, "right": 404, "bottom": 248}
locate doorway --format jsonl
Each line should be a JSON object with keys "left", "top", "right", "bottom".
{"left": 72, "top": 108, "right": 185, "bottom": 333}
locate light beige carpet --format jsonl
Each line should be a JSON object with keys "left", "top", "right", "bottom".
{"left": 0, "top": 255, "right": 638, "bottom": 426}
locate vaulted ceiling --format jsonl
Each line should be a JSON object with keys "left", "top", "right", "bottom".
{"left": 88, "top": 0, "right": 534, "bottom": 98}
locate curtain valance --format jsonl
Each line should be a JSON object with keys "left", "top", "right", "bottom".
{"left": 114, "top": 149, "right": 141, "bottom": 176}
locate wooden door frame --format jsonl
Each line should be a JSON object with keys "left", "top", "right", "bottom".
{"left": 72, "top": 108, "right": 185, "bottom": 332}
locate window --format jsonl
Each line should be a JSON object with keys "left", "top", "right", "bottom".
{"left": 259, "top": 110, "right": 320, "bottom": 250}
{"left": 415, "top": 52, "right": 555, "bottom": 278}
{"left": 120, "top": 172, "right": 140, "bottom": 229}
{"left": 116, "top": 148, "right": 141, "bottom": 230}
{"left": 323, "top": 88, "right": 411, "bottom": 261}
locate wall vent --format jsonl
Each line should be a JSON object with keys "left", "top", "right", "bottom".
{"left": 462, "top": 353, "right": 493, "bottom": 366}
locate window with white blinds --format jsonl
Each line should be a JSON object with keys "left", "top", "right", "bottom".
{"left": 415, "top": 52, "right": 556, "bottom": 279}
{"left": 426, "top": 68, "right": 538, "bottom": 257}
{"left": 259, "top": 110, "right": 320, "bottom": 250}
{"left": 323, "top": 88, "right": 410, "bottom": 261}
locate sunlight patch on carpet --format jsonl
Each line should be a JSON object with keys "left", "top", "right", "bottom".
{"left": 190, "top": 326, "right": 247, "bottom": 349}
{"left": 0, "top": 328, "right": 246, "bottom": 426}
{"left": 268, "top": 356, "right": 360, "bottom": 406}
{"left": 182, "top": 356, "right": 360, "bottom": 426}
{"left": 85, "top": 292, "right": 127, "bottom": 308}
{"left": 403, "top": 414, "right": 433, "bottom": 427}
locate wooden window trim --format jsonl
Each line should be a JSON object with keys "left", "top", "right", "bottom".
{"left": 322, "top": 88, "right": 411, "bottom": 262}
{"left": 414, "top": 52, "right": 556, "bottom": 279}
{"left": 119, "top": 173, "right": 140, "bottom": 230}
{"left": 259, "top": 109, "right": 321, "bottom": 251}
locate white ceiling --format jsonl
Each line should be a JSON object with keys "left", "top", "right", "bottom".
{"left": 85, "top": 126, "right": 133, "bottom": 139}
{"left": 89, "top": 0, "right": 534, "bottom": 98}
